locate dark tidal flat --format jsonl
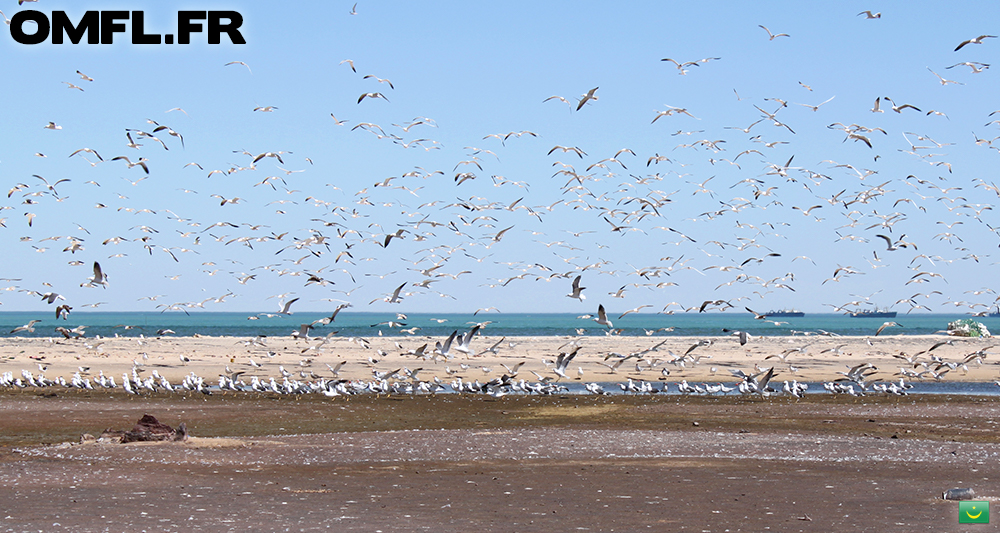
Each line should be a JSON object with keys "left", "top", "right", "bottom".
{"left": 1, "top": 391, "right": 998, "bottom": 532}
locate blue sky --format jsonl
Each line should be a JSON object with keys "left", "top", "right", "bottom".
{"left": 1, "top": 1, "right": 999, "bottom": 315}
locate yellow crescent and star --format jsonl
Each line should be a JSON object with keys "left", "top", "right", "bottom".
{"left": 965, "top": 505, "right": 983, "bottom": 520}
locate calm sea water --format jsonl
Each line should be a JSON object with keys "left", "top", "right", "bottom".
{"left": 0, "top": 311, "right": 994, "bottom": 339}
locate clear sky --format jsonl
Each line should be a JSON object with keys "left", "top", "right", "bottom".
{"left": 1, "top": 1, "right": 999, "bottom": 316}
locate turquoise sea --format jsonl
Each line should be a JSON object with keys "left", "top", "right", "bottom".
{"left": 0, "top": 311, "right": 994, "bottom": 339}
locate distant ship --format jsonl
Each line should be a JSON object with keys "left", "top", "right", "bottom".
{"left": 850, "top": 306, "right": 897, "bottom": 318}
{"left": 764, "top": 309, "right": 804, "bottom": 317}
{"left": 989, "top": 307, "right": 1000, "bottom": 318}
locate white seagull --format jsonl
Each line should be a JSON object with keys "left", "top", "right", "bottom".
{"left": 758, "top": 25, "right": 789, "bottom": 40}
{"left": 453, "top": 324, "right": 482, "bottom": 357}
{"left": 553, "top": 347, "right": 581, "bottom": 379}
{"left": 955, "top": 34, "right": 997, "bottom": 51}
{"left": 593, "top": 304, "right": 614, "bottom": 329}
{"left": 82, "top": 261, "right": 108, "bottom": 288}
{"left": 566, "top": 275, "right": 586, "bottom": 301}
{"left": 277, "top": 297, "right": 299, "bottom": 315}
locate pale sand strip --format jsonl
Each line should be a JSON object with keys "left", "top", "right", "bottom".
{"left": 0, "top": 333, "right": 996, "bottom": 387}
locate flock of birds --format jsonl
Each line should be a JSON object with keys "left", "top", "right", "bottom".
{"left": 0, "top": 365, "right": 859, "bottom": 397}
{"left": 2, "top": 7, "right": 1000, "bottom": 404}
{"left": 0, "top": 356, "right": 928, "bottom": 399}
{"left": 2, "top": 317, "right": 996, "bottom": 398}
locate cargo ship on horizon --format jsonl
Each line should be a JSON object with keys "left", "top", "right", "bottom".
{"left": 850, "top": 306, "right": 897, "bottom": 318}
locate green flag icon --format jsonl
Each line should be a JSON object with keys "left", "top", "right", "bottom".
{"left": 959, "top": 501, "right": 989, "bottom": 524}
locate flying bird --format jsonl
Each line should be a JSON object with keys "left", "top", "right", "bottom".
{"left": 277, "top": 297, "right": 299, "bottom": 315}
{"left": 875, "top": 321, "right": 902, "bottom": 336}
{"left": 69, "top": 147, "right": 103, "bottom": 161}
{"left": 552, "top": 347, "right": 580, "bottom": 379}
{"left": 883, "top": 97, "right": 921, "bottom": 113}
{"left": 10, "top": 320, "right": 41, "bottom": 334}
{"left": 567, "top": 275, "right": 586, "bottom": 301}
{"left": 82, "top": 262, "right": 108, "bottom": 288}
{"left": 797, "top": 96, "right": 835, "bottom": 112}
{"left": 40, "top": 292, "right": 65, "bottom": 304}
{"left": 593, "top": 304, "right": 613, "bottom": 328}
{"left": 543, "top": 95, "right": 572, "bottom": 107}
{"left": 224, "top": 61, "right": 252, "bottom": 73}
{"left": 758, "top": 25, "right": 789, "bottom": 40}
{"left": 548, "top": 145, "right": 587, "bottom": 158}
{"left": 955, "top": 35, "right": 996, "bottom": 51}
{"left": 372, "top": 282, "right": 407, "bottom": 304}
{"left": 491, "top": 225, "right": 514, "bottom": 243}
{"left": 618, "top": 305, "right": 652, "bottom": 319}
{"left": 576, "top": 87, "right": 599, "bottom": 111}
{"left": 363, "top": 75, "right": 394, "bottom": 89}
{"left": 55, "top": 304, "right": 72, "bottom": 320}
{"left": 724, "top": 329, "right": 750, "bottom": 346}
{"left": 358, "top": 92, "right": 390, "bottom": 104}
{"left": 927, "top": 67, "right": 963, "bottom": 86}
{"left": 111, "top": 156, "right": 149, "bottom": 174}
{"left": 946, "top": 61, "right": 989, "bottom": 73}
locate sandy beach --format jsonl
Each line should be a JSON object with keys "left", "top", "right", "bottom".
{"left": 2, "top": 333, "right": 996, "bottom": 389}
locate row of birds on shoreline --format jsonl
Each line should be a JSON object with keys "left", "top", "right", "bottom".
{"left": 0, "top": 365, "right": 919, "bottom": 398}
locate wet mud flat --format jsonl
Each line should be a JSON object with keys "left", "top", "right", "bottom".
{"left": 1, "top": 391, "right": 998, "bottom": 531}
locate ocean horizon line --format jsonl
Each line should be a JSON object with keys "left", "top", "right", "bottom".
{"left": 1, "top": 310, "right": 994, "bottom": 339}
{"left": 0, "top": 310, "right": 990, "bottom": 316}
